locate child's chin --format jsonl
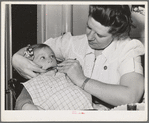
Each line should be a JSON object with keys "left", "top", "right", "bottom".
{"left": 43, "top": 66, "right": 51, "bottom": 70}
{"left": 44, "top": 64, "right": 57, "bottom": 70}
{"left": 45, "top": 66, "right": 53, "bottom": 70}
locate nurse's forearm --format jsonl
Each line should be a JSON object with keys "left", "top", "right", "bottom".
{"left": 84, "top": 79, "right": 138, "bottom": 106}
{"left": 16, "top": 47, "right": 27, "bottom": 56}
{"left": 12, "top": 47, "right": 26, "bottom": 65}
{"left": 12, "top": 47, "right": 26, "bottom": 68}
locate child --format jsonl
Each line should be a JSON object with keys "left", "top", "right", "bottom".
{"left": 20, "top": 44, "right": 93, "bottom": 110}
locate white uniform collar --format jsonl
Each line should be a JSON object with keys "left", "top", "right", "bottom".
{"left": 85, "top": 37, "right": 131, "bottom": 60}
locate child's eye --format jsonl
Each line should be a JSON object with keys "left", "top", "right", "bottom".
{"left": 50, "top": 55, "right": 55, "bottom": 58}
{"left": 40, "top": 56, "right": 45, "bottom": 60}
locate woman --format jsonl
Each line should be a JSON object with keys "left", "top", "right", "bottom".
{"left": 12, "top": 5, "right": 144, "bottom": 110}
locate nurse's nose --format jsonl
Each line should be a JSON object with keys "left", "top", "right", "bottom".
{"left": 87, "top": 30, "right": 95, "bottom": 41}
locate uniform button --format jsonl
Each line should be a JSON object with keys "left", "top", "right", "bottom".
{"left": 104, "top": 66, "right": 107, "bottom": 70}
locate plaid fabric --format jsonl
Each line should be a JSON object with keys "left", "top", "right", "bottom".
{"left": 23, "top": 71, "right": 93, "bottom": 110}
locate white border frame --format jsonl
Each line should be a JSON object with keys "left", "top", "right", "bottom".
{"left": 1, "top": 1, "right": 148, "bottom": 121}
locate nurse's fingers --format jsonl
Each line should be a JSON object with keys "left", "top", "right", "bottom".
{"left": 19, "top": 72, "right": 32, "bottom": 80}
{"left": 24, "top": 69, "right": 39, "bottom": 78}
{"left": 30, "top": 62, "right": 46, "bottom": 73}
{"left": 57, "top": 65, "right": 70, "bottom": 74}
{"left": 57, "top": 58, "right": 77, "bottom": 66}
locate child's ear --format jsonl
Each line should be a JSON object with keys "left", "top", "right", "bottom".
{"left": 28, "top": 56, "right": 34, "bottom": 61}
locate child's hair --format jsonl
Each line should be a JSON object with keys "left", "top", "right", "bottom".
{"left": 24, "top": 44, "right": 53, "bottom": 60}
{"left": 24, "top": 43, "right": 62, "bottom": 64}
{"left": 30, "top": 44, "right": 51, "bottom": 52}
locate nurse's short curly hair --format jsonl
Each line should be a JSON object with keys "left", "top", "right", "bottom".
{"left": 89, "top": 5, "right": 134, "bottom": 39}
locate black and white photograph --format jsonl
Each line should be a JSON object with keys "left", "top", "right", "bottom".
{"left": 1, "top": 1, "right": 148, "bottom": 121}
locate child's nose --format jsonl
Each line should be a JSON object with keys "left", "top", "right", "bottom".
{"left": 48, "top": 58, "right": 52, "bottom": 63}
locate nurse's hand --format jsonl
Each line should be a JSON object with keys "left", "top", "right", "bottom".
{"left": 12, "top": 53, "right": 46, "bottom": 79}
{"left": 57, "top": 59, "right": 87, "bottom": 87}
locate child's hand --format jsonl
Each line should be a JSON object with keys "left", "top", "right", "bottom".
{"left": 22, "top": 103, "right": 40, "bottom": 110}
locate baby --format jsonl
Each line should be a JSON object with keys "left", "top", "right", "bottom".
{"left": 21, "top": 44, "right": 93, "bottom": 110}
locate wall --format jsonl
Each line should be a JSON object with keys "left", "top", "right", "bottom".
{"left": 45, "top": 5, "right": 63, "bottom": 39}
{"left": 130, "top": 12, "right": 145, "bottom": 45}
{"left": 37, "top": 5, "right": 145, "bottom": 45}
{"left": 37, "top": 5, "right": 89, "bottom": 43}
{"left": 5, "top": 4, "right": 13, "bottom": 110}
{"left": 37, "top": 5, "right": 73, "bottom": 43}
{"left": 73, "top": 5, "right": 89, "bottom": 36}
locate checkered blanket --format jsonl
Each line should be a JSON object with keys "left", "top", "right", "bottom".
{"left": 23, "top": 71, "right": 93, "bottom": 110}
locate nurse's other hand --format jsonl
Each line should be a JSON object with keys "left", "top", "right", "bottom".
{"left": 12, "top": 54, "right": 46, "bottom": 79}
{"left": 57, "top": 59, "right": 86, "bottom": 87}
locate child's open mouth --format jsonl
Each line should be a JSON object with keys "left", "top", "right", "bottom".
{"left": 46, "top": 66, "right": 58, "bottom": 71}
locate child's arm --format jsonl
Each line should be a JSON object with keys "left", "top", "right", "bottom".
{"left": 15, "top": 87, "right": 38, "bottom": 110}
{"left": 22, "top": 103, "right": 39, "bottom": 110}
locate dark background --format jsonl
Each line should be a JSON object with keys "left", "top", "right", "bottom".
{"left": 11, "top": 5, "right": 37, "bottom": 100}
{"left": 12, "top": 5, "right": 37, "bottom": 82}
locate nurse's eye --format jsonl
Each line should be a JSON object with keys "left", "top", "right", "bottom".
{"left": 96, "top": 33, "right": 104, "bottom": 38}
{"left": 40, "top": 56, "right": 45, "bottom": 60}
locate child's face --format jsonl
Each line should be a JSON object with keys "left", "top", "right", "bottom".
{"left": 33, "top": 47, "right": 57, "bottom": 69}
